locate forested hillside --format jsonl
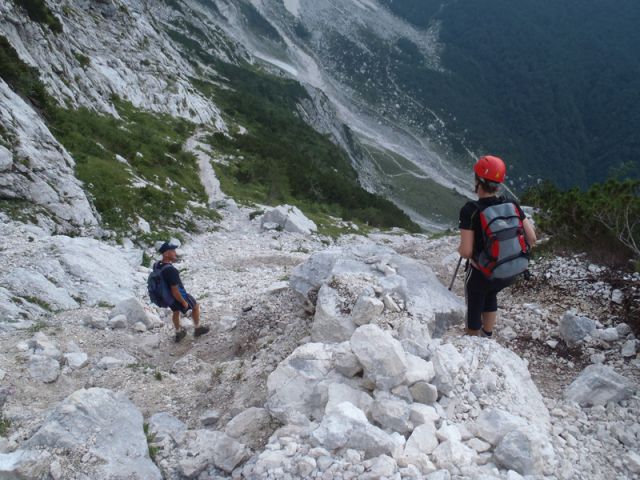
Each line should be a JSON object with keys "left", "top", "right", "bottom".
{"left": 380, "top": 0, "right": 640, "bottom": 188}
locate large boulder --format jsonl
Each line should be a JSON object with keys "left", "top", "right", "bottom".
{"left": 474, "top": 408, "right": 528, "bottom": 446}
{"left": 266, "top": 343, "right": 341, "bottom": 423}
{"left": 350, "top": 325, "right": 408, "bottom": 390}
{"left": 311, "top": 402, "right": 396, "bottom": 458}
{"left": 261, "top": 205, "right": 317, "bottom": 234}
{"left": 224, "top": 407, "right": 274, "bottom": 449}
{"left": 565, "top": 364, "right": 635, "bottom": 406}
{"left": 494, "top": 427, "right": 555, "bottom": 476}
{"left": 289, "top": 245, "right": 464, "bottom": 336}
{"left": 25, "top": 388, "right": 161, "bottom": 479}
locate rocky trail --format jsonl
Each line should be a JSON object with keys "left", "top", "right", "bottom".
{"left": 0, "top": 204, "right": 639, "bottom": 479}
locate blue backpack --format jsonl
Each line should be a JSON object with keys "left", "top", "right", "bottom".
{"left": 147, "top": 262, "right": 175, "bottom": 307}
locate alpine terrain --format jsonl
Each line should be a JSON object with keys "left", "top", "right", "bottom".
{"left": 0, "top": 1, "right": 639, "bottom": 480}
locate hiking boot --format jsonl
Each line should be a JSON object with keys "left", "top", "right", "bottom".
{"left": 174, "top": 329, "right": 187, "bottom": 343}
{"left": 194, "top": 325, "right": 210, "bottom": 337}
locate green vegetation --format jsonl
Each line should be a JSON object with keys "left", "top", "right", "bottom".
{"left": 0, "top": 416, "right": 10, "bottom": 437}
{"left": 26, "top": 320, "right": 48, "bottom": 334}
{"left": 14, "top": 0, "right": 62, "bottom": 33}
{"left": 0, "top": 35, "right": 54, "bottom": 113}
{"left": 48, "top": 99, "right": 217, "bottom": 235}
{"left": 523, "top": 179, "right": 640, "bottom": 266}
{"left": 154, "top": 371, "right": 163, "bottom": 381}
{"left": 143, "top": 423, "right": 160, "bottom": 462}
{"left": 357, "top": 1, "right": 640, "bottom": 188}
{"left": 193, "top": 61, "right": 420, "bottom": 232}
{"left": 74, "top": 52, "right": 90, "bottom": 69}
{"left": 22, "top": 297, "right": 53, "bottom": 312}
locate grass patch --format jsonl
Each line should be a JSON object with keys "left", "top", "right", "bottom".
{"left": 22, "top": 297, "right": 52, "bottom": 312}
{"left": 143, "top": 423, "right": 160, "bottom": 462}
{"left": 154, "top": 371, "right": 163, "bottom": 381}
{"left": 0, "top": 35, "right": 54, "bottom": 112}
{"left": 0, "top": 416, "right": 11, "bottom": 437}
{"left": 48, "top": 99, "right": 221, "bottom": 236}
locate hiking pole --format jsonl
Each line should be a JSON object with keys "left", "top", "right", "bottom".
{"left": 449, "top": 257, "right": 463, "bottom": 290}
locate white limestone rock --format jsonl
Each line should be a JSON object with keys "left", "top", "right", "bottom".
{"left": 474, "top": 408, "right": 528, "bottom": 446}
{"left": 559, "top": 311, "right": 596, "bottom": 346}
{"left": 431, "top": 440, "right": 477, "bottom": 470}
{"left": 224, "top": 407, "right": 273, "bottom": 449}
{"left": 107, "top": 314, "right": 127, "bottom": 329}
{"left": 565, "top": 364, "right": 635, "bottom": 406}
{"left": 409, "top": 404, "right": 440, "bottom": 427}
{"left": 600, "top": 327, "right": 620, "bottom": 342}
{"left": 289, "top": 245, "right": 464, "bottom": 335}
{"left": 0, "top": 82, "right": 97, "bottom": 230}
{"left": 178, "top": 429, "right": 248, "bottom": 476}
{"left": 361, "top": 454, "right": 397, "bottom": 479}
{"left": 622, "top": 340, "right": 637, "bottom": 358}
{"left": 97, "top": 356, "right": 125, "bottom": 370}
{"left": 26, "top": 388, "right": 161, "bottom": 479}
{"left": 148, "top": 412, "right": 186, "bottom": 444}
{"left": 398, "top": 317, "right": 432, "bottom": 359}
{"left": 351, "top": 293, "right": 385, "bottom": 326}
{"left": 325, "top": 382, "right": 373, "bottom": 416}
{"left": 83, "top": 314, "right": 107, "bottom": 330}
{"left": 311, "top": 284, "right": 356, "bottom": 343}
{"left": 406, "top": 354, "right": 436, "bottom": 385}
{"left": 43, "top": 235, "right": 140, "bottom": 307}
{"left": 0, "top": 449, "right": 51, "bottom": 479}
{"left": 266, "top": 342, "right": 339, "bottom": 423}
{"left": 0, "top": 145, "right": 12, "bottom": 171}
{"left": 261, "top": 205, "right": 317, "bottom": 234}
{"left": 28, "top": 355, "right": 60, "bottom": 383}
{"left": 371, "top": 395, "right": 412, "bottom": 434}
{"left": 333, "top": 342, "right": 363, "bottom": 377}
{"left": 350, "top": 324, "right": 408, "bottom": 390}
{"left": 109, "top": 298, "right": 153, "bottom": 329}
{"left": 436, "top": 423, "right": 462, "bottom": 443}
{"left": 5, "top": 268, "right": 78, "bottom": 313}
{"left": 311, "top": 402, "right": 396, "bottom": 458}
{"left": 29, "top": 332, "right": 62, "bottom": 360}
{"left": 431, "top": 343, "right": 464, "bottom": 395}
{"left": 494, "top": 427, "right": 556, "bottom": 476}
{"left": 409, "top": 382, "right": 438, "bottom": 405}
{"left": 199, "top": 409, "right": 221, "bottom": 427}
{"left": 64, "top": 352, "right": 88, "bottom": 370}
{"left": 404, "top": 422, "right": 438, "bottom": 457}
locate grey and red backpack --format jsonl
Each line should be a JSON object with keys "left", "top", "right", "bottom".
{"left": 473, "top": 201, "right": 530, "bottom": 280}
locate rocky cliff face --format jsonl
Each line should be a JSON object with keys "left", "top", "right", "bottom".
{"left": 0, "top": 0, "right": 227, "bottom": 232}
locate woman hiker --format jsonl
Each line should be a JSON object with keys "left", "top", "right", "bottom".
{"left": 457, "top": 155, "right": 537, "bottom": 337}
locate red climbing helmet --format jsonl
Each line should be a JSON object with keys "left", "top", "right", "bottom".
{"left": 474, "top": 155, "right": 506, "bottom": 184}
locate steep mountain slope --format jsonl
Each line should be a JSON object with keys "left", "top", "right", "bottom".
{"left": 1, "top": 0, "right": 418, "bottom": 237}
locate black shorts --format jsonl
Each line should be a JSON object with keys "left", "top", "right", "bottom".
{"left": 169, "top": 293, "right": 197, "bottom": 313}
{"left": 464, "top": 266, "right": 514, "bottom": 330}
